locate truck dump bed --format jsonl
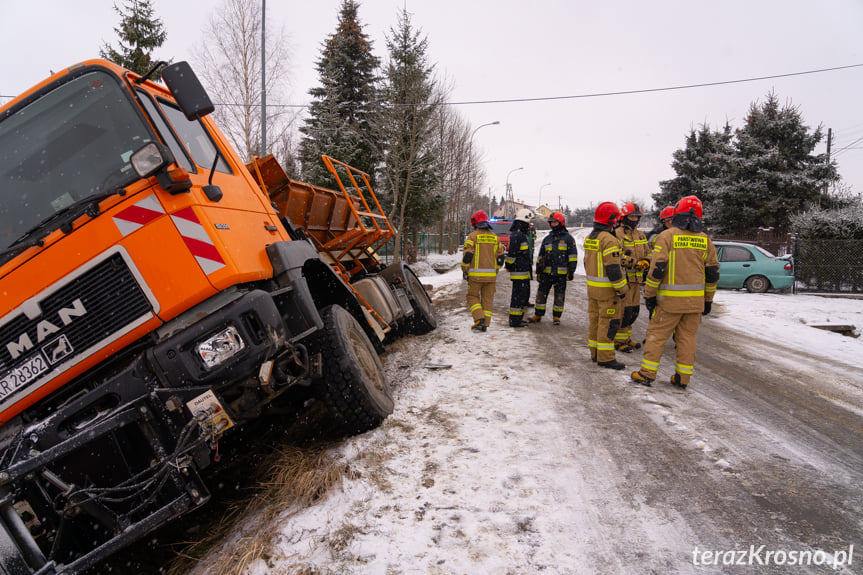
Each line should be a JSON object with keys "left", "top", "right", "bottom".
{"left": 246, "top": 154, "right": 394, "bottom": 281}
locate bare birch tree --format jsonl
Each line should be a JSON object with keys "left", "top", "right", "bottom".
{"left": 193, "top": 0, "right": 296, "bottom": 163}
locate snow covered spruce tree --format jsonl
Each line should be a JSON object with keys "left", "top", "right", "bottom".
{"left": 299, "top": 0, "right": 380, "bottom": 188}
{"left": 712, "top": 92, "right": 838, "bottom": 235}
{"left": 655, "top": 123, "right": 734, "bottom": 224}
{"left": 100, "top": 0, "right": 166, "bottom": 78}
{"left": 370, "top": 8, "right": 444, "bottom": 262}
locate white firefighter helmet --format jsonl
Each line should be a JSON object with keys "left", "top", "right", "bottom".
{"left": 514, "top": 208, "right": 535, "bottom": 224}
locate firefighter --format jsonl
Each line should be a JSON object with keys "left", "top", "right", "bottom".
{"left": 631, "top": 195, "right": 720, "bottom": 388}
{"left": 504, "top": 208, "right": 536, "bottom": 327}
{"left": 584, "top": 202, "right": 629, "bottom": 369}
{"left": 462, "top": 209, "right": 505, "bottom": 332}
{"left": 529, "top": 211, "right": 578, "bottom": 325}
{"left": 614, "top": 202, "right": 651, "bottom": 353}
{"left": 647, "top": 205, "right": 674, "bottom": 250}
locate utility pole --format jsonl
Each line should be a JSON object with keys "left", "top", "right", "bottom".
{"left": 260, "top": 0, "right": 267, "bottom": 157}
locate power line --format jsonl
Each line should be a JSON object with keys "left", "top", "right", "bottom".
{"left": 3, "top": 62, "right": 861, "bottom": 108}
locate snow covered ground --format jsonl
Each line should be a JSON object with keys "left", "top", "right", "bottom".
{"left": 187, "top": 229, "right": 863, "bottom": 575}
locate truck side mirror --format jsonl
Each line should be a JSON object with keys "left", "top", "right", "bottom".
{"left": 161, "top": 61, "right": 215, "bottom": 121}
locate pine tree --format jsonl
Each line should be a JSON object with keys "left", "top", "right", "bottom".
{"left": 712, "top": 91, "right": 838, "bottom": 235}
{"left": 655, "top": 123, "right": 733, "bottom": 224}
{"left": 299, "top": 0, "right": 380, "bottom": 187}
{"left": 100, "top": 0, "right": 166, "bottom": 78}
{"left": 371, "top": 8, "right": 443, "bottom": 261}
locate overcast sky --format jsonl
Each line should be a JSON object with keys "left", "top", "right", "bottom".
{"left": 2, "top": 0, "right": 862, "bottom": 212}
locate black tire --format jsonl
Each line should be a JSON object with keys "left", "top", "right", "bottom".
{"left": 403, "top": 265, "right": 437, "bottom": 334}
{"left": 312, "top": 305, "right": 393, "bottom": 435}
{"left": 745, "top": 274, "right": 770, "bottom": 293}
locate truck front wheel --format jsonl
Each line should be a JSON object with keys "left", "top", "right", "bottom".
{"left": 312, "top": 305, "right": 394, "bottom": 435}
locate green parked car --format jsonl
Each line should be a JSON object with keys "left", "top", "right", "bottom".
{"left": 715, "top": 241, "right": 794, "bottom": 293}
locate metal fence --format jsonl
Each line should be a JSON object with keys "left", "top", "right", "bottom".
{"left": 376, "top": 232, "right": 463, "bottom": 264}
{"left": 793, "top": 238, "right": 863, "bottom": 293}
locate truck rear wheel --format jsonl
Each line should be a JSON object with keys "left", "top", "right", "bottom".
{"left": 403, "top": 265, "right": 437, "bottom": 335}
{"left": 312, "top": 305, "right": 394, "bottom": 435}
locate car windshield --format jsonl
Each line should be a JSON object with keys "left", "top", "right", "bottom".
{"left": 0, "top": 69, "right": 153, "bottom": 252}
{"left": 489, "top": 221, "right": 512, "bottom": 234}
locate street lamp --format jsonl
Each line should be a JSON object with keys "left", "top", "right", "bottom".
{"left": 504, "top": 167, "right": 524, "bottom": 219}
{"left": 465, "top": 121, "right": 500, "bottom": 235}
{"left": 538, "top": 182, "right": 551, "bottom": 209}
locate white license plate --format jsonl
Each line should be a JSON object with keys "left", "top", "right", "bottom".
{"left": 0, "top": 355, "right": 50, "bottom": 400}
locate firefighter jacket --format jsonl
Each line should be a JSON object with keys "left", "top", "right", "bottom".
{"left": 461, "top": 223, "right": 505, "bottom": 283}
{"left": 537, "top": 227, "right": 578, "bottom": 278}
{"left": 584, "top": 224, "right": 628, "bottom": 299}
{"left": 504, "top": 223, "right": 532, "bottom": 281}
{"left": 615, "top": 224, "right": 650, "bottom": 284}
{"left": 643, "top": 226, "right": 720, "bottom": 314}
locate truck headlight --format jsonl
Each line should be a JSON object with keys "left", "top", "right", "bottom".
{"left": 196, "top": 326, "right": 245, "bottom": 369}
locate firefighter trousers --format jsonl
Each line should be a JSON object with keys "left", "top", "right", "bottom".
{"left": 638, "top": 307, "right": 702, "bottom": 385}
{"left": 588, "top": 295, "right": 622, "bottom": 363}
{"left": 509, "top": 278, "right": 531, "bottom": 325}
{"left": 535, "top": 275, "right": 567, "bottom": 320}
{"left": 467, "top": 280, "right": 497, "bottom": 325}
{"left": 616, "top": 280, "right": 643, "bottom": 346}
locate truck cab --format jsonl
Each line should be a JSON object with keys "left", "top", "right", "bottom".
{"left": 0, "top": 60, "right": 435, "bottom": 575}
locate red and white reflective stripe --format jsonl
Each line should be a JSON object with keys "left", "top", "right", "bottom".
{"left": 112, "top": 195, "right": 165, "bottom": 236}
{"left": 170, "top": 207, "right": 226, "bottom": 275}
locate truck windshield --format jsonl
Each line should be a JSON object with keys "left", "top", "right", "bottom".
{"left": 0, "top": 70, "right": 153, "bottom": 252}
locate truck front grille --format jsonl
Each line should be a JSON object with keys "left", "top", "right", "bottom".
{"left": 0, "top": 251, "right": 155, "bottom": 408}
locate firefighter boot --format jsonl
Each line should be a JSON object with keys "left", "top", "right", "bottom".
{"left": 529, "top": 314, "right": 542, "bottom": 323}
{"left": 616, "top": 339, "right": 641, "bottom": 353}
{"left": 472, "top": 318, "right": 486, "bottom": 332}
{"left": 552, "top": 318, "right": 561, "bottom": 326}
{"left": 597, "top": 359, "right": 626, "bottom": 370}
{"left": 670, "top": 373, "right": 688, "bottom": 390}
{"left": 630, "top": 371, "right": 654, "bottom": 387}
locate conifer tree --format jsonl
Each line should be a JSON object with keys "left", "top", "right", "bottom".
{"left": 100, "top": 0, "right": 166, "bottom": 78}
{"left": 655, "top": 123, "right": 733, "bottom": 224}
{"left": 371, "top": 8, "right": 443, "bottom": 261}
{"left": 712, "top": 92, "right": 838, "bottom": 235}
{"left": 299, "top": 0, "right": 380, "bottom": 187}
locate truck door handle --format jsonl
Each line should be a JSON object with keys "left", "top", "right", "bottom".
{"left": 743, "top": 264, "right": 750, "bottom": 267}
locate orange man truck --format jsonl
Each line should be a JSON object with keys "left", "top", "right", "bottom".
{"left": 0, "top": 59, "right": 435, "bottom": 574}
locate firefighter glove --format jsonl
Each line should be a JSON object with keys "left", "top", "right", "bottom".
{"left": 634, "top": 259, "right": 650, "bottom": 272}
{"left": 567, "top": 270, "right": 574, "bottom": 281}
{"left": 702, "top": 301, "right": 712, "bottom": 316}
{"left": 645, "top": 296, "right": 657, "bottom": 315}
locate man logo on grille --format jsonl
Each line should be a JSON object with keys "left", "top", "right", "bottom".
{"left": 5, "top": 298, "right": 87, "bottom": 360}
{"left": 44, "top": 335, "right": 74, "bottom": 365}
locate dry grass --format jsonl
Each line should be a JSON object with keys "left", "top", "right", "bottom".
{"left": 167, "top": 443, "right": 356, "bottom": 575}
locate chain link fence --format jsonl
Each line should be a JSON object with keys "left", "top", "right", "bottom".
{"left": 793, "top": 238, "right": 863, "bottom": 293}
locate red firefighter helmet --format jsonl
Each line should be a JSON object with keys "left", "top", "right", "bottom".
{"left": 470, "top": 210, "right": 488, "bottom": 227}
{"left": 620, "top": 202, "right": 643, "bottom": 218}
{"left": 548, "top": 211, "right": 565, "bottom": 225}
{"left": 674, "top": 195, "right": 703, "bottom": 219}
{"left": 594, "top": 202, "right": 620, "bottom": 226}
{"left": 659, "top": 205, "right": 674, "bottom": 220}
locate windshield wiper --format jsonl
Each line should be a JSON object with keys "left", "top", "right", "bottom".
{"left": 1, "top": 187, "right": 127, "bottom": 260}
{"left": 0, "top": 237, "right": 45, "bottom": 258}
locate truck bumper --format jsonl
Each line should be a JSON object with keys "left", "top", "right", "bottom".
{"left": 0, "top": 287, "right": 318, "bottom": 574}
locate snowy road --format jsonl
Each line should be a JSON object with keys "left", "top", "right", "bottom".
{"left": 182, "top": 269, "right": 863, "bottom": 575}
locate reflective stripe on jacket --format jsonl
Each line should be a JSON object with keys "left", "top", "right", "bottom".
{"left": 462, "top": 229, "right": 504, "bottom": 283}
{"left": 615, "top": 225, "right": 649, "bottom": 284}
{"left": 644, "top": 227, "right": 719, "bottom": 313}
{"left": 538, "top": 229, "right": 578, "bottom": 276}
{"left": 584, "top": 230, "right": 626, "bottom": 298}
